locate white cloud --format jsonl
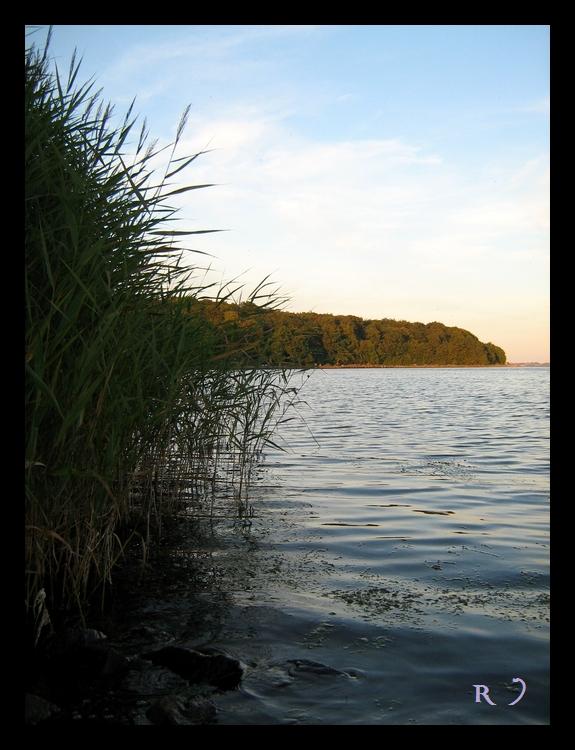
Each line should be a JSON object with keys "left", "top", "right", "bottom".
{"left": 517, "top": 96, "right": 550, "bottom": 115}
{"left": 185, "top": 118, "right": 271, "bottom": 154}
{"left": 140, "top": 109, "right": 548, "bottom": 361}
{"left": 99, "top": 25, "right": 337, "bottom": 94}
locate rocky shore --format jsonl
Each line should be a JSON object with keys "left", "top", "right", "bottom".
{"left": 26, "top": 632, "right": 242, "bottom": 725}
{"left": 25, "top": 515, "right": 246, "bottom": 725}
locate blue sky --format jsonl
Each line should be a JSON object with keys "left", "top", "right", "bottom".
{"left": 31, "top": 25, "right": 550, "bottom": 361}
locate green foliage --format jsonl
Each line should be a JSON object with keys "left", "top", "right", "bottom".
{"left": 25, "top": 31, "right": 296, "bottom": 626}
{"left": 24, "top": 28, "right": 506, "bottom": 631}
{"left": 193, "top": 303, "right": 507, "bottom": 367}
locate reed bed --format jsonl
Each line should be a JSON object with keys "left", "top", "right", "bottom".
{"left": 25, "top": 30, "right": 300, "bottom": 634}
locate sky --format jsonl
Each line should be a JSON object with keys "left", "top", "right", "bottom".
{"left": 29, "top": 25, "right": 550, "bottom": 362}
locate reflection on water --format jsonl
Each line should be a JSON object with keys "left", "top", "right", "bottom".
{"left": 168, "top": 368, "right": 550, "bottom": 724}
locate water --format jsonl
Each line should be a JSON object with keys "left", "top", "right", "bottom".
{"left": 166, "top": 367, "right": 550, "bottom": 724}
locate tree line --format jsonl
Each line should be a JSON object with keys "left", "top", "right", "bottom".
{"left": 182, "top": 300, "right": 507, "bottom": 367}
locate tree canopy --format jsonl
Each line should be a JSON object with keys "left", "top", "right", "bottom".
{"left": 183, "top": 299, "right": 507, "bottom": 367}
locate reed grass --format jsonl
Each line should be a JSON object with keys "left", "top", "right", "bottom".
{"left": 25, "top": 30, "right": 300, "bottom": 633}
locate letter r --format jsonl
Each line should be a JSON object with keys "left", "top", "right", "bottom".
{"left": 472, "top": 684, "right": 497, "bottom": 705}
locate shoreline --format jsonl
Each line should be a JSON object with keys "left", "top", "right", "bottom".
{"left": 314, "top": 363, "right": 549, "bottom": 370}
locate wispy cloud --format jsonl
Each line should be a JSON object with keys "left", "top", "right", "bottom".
{"left": 163, "top": 112, "right": 548, "bottom": 332}
{"left": 44, "top": 24, "right": 550, "bottom": 361}
{"left": 99, "top": 25, "right": 336, "bottom": 92}
{"left": 516, "top": 96, "right": 550, "bottom": 115}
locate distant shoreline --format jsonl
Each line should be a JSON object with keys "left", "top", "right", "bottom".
{"left": 315, "top": 363, "right": 549, "bottom": 369}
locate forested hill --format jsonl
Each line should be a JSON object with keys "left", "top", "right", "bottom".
{"left": 186, "top": 299, "right": 506, "bottom": 367}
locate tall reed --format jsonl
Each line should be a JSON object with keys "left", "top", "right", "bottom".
{"left": 25, "top": 30, "right": 300, "bottom": 632}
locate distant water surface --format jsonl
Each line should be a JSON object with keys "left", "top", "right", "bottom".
{"left": 182, "top": 367, "right": 550, "bottom": 725}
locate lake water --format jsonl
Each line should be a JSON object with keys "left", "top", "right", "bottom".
{"left": 161, "top": 367, "right": 550, "bottom": 725}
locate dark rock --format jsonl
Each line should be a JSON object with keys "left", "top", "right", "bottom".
{"left": 125, "top": 655, "right": 152, "bottom": 672}
{"left": 45, "top": 639, "right": 130, "bottom": 683}
{"left": 146, "top": 695, "right": 216, "bottom": 725}
{"left": 99, "top": 647, "right": 131, "bottom": 677}
{"left": 25, "top": 693, "right": 60, "bottom": 725}
{"left": 121, "top": 664, "right": 189, "bottom": 695}
{"left": 128, "top": 625, "right": 158, "bottom": 639}
{"left": 125, "top": 625, "right": 173, "bottom": 645}
{"left": 284, "top": 659, "right": 347, "bottom": 677}
{"left": 146, "top": 696, "right": 186, "bottom": 725}
{"left": 143, "top": 646, "right": 243, "bottom": 690}
{"left": 69, "top": 644, "right": 130, "bottom": 679}
{"left": 49, "top": 628, "right": 108, "bottom": 655}
{"left": 79, "top": 629, "right": 108, "bottom": 646}
{"left": 182, "top": 696, "right": 217, "bottom": 724}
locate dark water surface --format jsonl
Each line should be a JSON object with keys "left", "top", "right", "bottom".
{"left": 163, "top": 367, "right": 550, "bottom": 725}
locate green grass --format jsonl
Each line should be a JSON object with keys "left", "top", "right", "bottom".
{"left": 25, "top": 29, "right": 300, "bottom": 634}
